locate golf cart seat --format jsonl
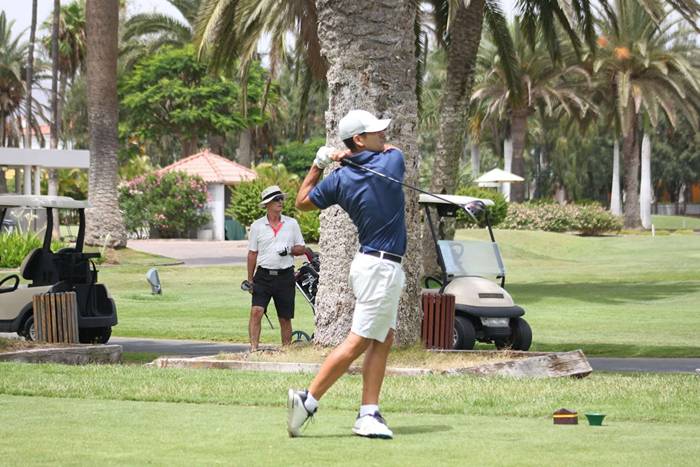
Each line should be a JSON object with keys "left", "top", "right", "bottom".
{"left": 20, "top": 248, "right": 59, "bottom": 286}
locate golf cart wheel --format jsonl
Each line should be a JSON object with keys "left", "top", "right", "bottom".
{"left": 291, "top": 330, "right": 312, "bottom": 343}
{"left": 453, "top": 316, "right": 476, "bottom": 350}
{"left": 495, "top": 318, "right": 532, "bottom": 351}
{"left": 21, "top": 314, "right": 36, "bottom": 342}
{"left": 79, "top": 326, "right": 112, "bottom": 344}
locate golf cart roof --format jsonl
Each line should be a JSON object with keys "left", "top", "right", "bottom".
{"left": 0, "top": 195, "right": 89, "bottom": 209}
{"left": 418, "top": 193, "right": 495, "bottom": 207}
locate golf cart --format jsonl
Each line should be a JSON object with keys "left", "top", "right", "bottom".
{"left": 0, "top": 195, "right": 117, "bottom": 343}
{"left": 420, "top": 193, "right": 532, "bottom": 351}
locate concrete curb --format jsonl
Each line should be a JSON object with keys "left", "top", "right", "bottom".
{"left": 0, "top": 345, "right": 122, "bottom": 364}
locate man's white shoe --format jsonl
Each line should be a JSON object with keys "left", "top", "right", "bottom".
{"left": 352, "top": 411, "right": 393, "bottom": 439}
{"left": 287, "top": 389, "right": 315, "bottom": 437}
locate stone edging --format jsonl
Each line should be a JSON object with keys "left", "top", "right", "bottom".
{"left": 0, "top": 345, "right": 122, "bottom": 364}
{"left": 149, "top": 350, "right": 592, "bottom": 378}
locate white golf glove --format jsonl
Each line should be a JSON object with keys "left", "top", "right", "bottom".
{"left": 314, "top": 146, "right": 334, "bottom": 169}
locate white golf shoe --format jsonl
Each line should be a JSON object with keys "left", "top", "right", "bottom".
{"left": 352, "top": 411, "right": 393, "bottom": 439}
{"left": 287, "top": 389, "right": 315, "bottom": 437}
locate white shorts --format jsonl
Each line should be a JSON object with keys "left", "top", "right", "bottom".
{"left": 349, "top": 252, "right": 406, "bottom": 342}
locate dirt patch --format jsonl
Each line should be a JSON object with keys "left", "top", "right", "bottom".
{"left": 0, "top": 337, "right": 73, "bottom": 353}
{"left": 215, "top": 343, "right": 526, "bottom": 372}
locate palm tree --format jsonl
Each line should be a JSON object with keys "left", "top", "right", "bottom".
{"left": 121, "top": 0, "right": 199, "bottom": 69}
{"left": 85, "top": 0, "right": 127, "bottom": 248}
{"left": 592, "top": 0, "right": 700, "bottom": 228}
{"left": 311, "top": 0, "right": 422, "bottom": 345}
{"left": 22, "top": 0, "right": 39, "bottom": 195}
{"left": 471, "top": 21, "right": 595, "bottom": 202}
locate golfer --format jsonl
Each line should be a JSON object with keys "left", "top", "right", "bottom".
{"left": 288, "top": 110, "right": 406, "bottom": 439}
{"left": 247, "top": 185, "right": 306, "bottom": 351}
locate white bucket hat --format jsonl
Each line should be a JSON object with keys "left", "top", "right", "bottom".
{"left": 259, "top": 185, "right": 286, "bottom": 207}
{"left": 338, "top": 110, "right": 391, "bottom": 140}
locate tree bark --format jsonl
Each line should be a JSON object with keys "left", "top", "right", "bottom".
{"left": 622, "top": 116, "right": 641, "bottom": 229}
{"left": 85, "top": 0, "right": 127, "bottom": 248}
{"left": 640, "top": 132, "right": 651, "bottom": 229}
{"left": 314, "top": 0, "right": 421, "bottom": 346}
{"left": 236, "top": 128, "right": 253, "bottom": 167}
{"left": 421, "top": 0, "right": 485, "bottom": 276}
{"left": 471, "top": 142, "right": 480, "bottom": 178}
{"left": 610, "top": 138, "right": 622, "bottom": 215}
{"left": 49, "top": 0, "right": 60, "bottom": 234}
{"left": 503, "top": 137, "right": 512, "bottom": 201}
{"left": 23, "top": 0, "right": 38, "bottom": 195}
{"left": 509, "top": 109, "right": 529, "bottom": 202}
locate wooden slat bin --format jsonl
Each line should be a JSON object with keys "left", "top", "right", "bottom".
{"left": 32, "top": 292, "right": 79, "bottom": 344}
{"left": 421, "top": 292, "right": 455, "bottom": 349}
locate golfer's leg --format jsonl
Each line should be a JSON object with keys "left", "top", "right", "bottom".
{"left": 308, "top": 332, "right": 371, "bottom": 399}
{"left": 361, "top": 329, "right": 394, "bottom": 405}
{"left": 279, "top": 318, "right": 292, "bottom": 346}
{"left": 249, "top": 306, "right": 264, "bottom": 350}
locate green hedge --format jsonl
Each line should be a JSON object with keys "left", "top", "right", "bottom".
{"left": 501, "top": 202, "right": 622, "bottom": 235}
{"left": 275, "top": 137, "right": 326, "bottom": 178}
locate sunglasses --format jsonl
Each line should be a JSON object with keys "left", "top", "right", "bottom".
{"left": 272, "top": 195, "right": 285, "bottom": 202}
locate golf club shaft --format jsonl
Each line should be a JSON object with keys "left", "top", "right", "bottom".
{"left": 340, "top": 158, "right": 479, "bottom": 222}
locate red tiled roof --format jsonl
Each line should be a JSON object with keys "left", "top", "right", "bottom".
{"left": 157, "top": 149, "right": 257, "bottom": 184}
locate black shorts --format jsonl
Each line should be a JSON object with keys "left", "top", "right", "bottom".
{"left": 252, "top": 267, "right": 295, "bottom": 319}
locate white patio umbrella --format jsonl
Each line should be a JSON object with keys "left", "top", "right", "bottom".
{"left": 474, "top": 168, "right": 524, "bottom": 185}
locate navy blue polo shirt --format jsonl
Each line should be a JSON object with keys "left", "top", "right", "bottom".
{"left": 309, "top": 148, "right": 406, "bottom": 256}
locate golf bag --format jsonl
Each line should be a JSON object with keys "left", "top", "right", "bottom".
{"left": 291, "top": 248, "right": 320, "bottom": 343}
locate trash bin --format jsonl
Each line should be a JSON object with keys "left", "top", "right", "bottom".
{"left": 32, "top": 291, "right": 79, "bottom": 343}
{"left": 225, "top": 218, "right": 246, "bottom": 240}
{"left": 421, "top": 291, "right": 455, "bottom": 349}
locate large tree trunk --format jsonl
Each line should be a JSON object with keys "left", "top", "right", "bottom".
{"left": 314, "top": 0, "right": 421, "bottom": 346}
{"left": 503, "top": 137, "right": 512, "bottom": 201}
{"left": 236, "top": 128, "right": 253, "bottom": 167}
{"left": 510, "top": 109, "right": 529, "bottom": 202}
{"left": 471, "top": 142, "right": 480, "bottom": 178}
{"left": 49, "top": 0, "right": 60, "bottom": 234}
{"left": 622, "top": 116, "right": 641, "bottom": 229}
{"left": 422, "top": 0, "right": 485, "bottom": 276}
{"left": 640, "top": 132, "right": 652, "bottom": 229}
{"left": 23, "top": 0, "right": 38, "bottom": 195}
{"left": 85, "top": 0, "right": 127, "bottom": 248}
{"left": 610, "top": 138, "right": 622, "bottom": 215}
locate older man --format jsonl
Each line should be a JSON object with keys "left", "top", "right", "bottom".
{"left": 247, "top": 185, "right": 306, "bottom": 351}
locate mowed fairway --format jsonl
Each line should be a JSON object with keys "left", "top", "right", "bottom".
{"left": 92, "top": 230, "right": 700, "bottom": 357}
{"left": 1, "top": 364, "right": 699, "bottom": 466}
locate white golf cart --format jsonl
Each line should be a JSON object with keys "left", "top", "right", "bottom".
{"left": 0, "top": 195, "right": 117, "bottom": 343}
{"left": 420, "top": 193, "right": 532, "bottom": 350}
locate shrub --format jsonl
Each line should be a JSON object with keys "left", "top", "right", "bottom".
{"left": 275, "top": 137, "right": 326, "bottom": 178}
{"left": 0, "top": 230, "right": 64, "bottom": 269}
{"left": 501, "top": 202, "right": 622, "bottom": 235}
{"left": 295, "top": 210, "right": 320, "bottom": 243}
{"left": 119, "top": 171, "right": 209, "bottom": 238}
{"left": 573, "top": 204, "right": 623, "bottom": 236}
{"left": 455, "top": 186, "right": 508, "bottom": 227}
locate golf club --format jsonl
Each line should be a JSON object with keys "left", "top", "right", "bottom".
{"left": 241, "top": 280, "right": 274, "bottom": 329}
{"left": 339, "top": 158, "right": 485, "bottom": 222}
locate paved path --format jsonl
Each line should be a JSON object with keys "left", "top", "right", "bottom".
{"left": 128, "top": 239, "right": 248, "bottom": 265}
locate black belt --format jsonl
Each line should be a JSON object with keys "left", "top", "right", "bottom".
{"left": 257, "top": 266, "right": 294, "bottom": 276}
{"left": 360, "top": 249, "right": 403, "bottom": 264}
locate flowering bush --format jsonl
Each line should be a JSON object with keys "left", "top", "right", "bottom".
{"left": 119, "top": 171, "right": 209, "bottom": 238}
{"left": 501, "top": 202, "right": 622, "bottom": 235}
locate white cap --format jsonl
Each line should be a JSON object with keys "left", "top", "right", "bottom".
{"left": 259, "top": 185, "right": 286, "bottom": 207}
{"left": 338, "top": 110, "right": 391, "bottom": 140}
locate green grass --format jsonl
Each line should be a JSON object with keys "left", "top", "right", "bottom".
{"left": 651, "top": 214, "right": 700, "bottom": 230}
{"left": 0, "top": 364, "right": 698, "bottom": 466}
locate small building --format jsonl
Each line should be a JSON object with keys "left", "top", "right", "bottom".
{"left": 158, "top": 149, "right": 257, "bottom": 241}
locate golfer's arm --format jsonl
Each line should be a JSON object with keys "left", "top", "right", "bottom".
{"left": 247, "top": 251, "right": 257, "bottom": 282}
{"left": 296, "top": 165, "right": 323, "bottom": 211}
